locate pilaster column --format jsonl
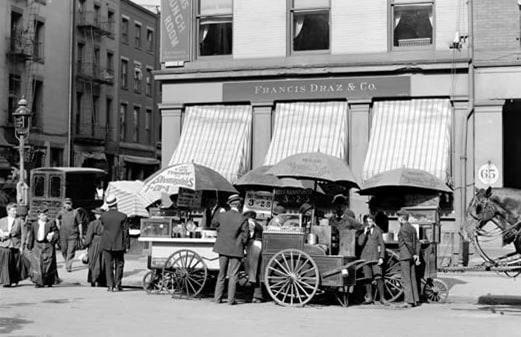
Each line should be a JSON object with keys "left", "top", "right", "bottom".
{"left": 252, "top": 103, "right": 274, "bottom": 168}
{"left": 161, "top": 106, "right": 183, "bottom": 169}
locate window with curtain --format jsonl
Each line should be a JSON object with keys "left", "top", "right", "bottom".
{"left": 291, "top": 0, "right": 330, "bottom": 53}
{"left": 392, "top": 2, "right": 433, "bottom": 48}
{"left": 198, "top": 0, "right": 232, "bottom": 56}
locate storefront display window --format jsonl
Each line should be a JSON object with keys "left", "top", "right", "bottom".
{"left": 198, "top": 0, "right": 232, "bottom": 56}
{"left": 291, "top": 0, "right": 330, "bottom": 53}
{"left": 392, "top": 2, "right": 433, "bottom": 48}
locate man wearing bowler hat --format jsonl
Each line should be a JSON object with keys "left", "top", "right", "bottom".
{"left": 329, "top": 194, "right": 361, "bottom": 231}
{"left": 56, "top": 197, "right": 84, "bottom": 272}
{"left": 100, "top": 195, "right": 129, "bottom": 292}
{"left": 212, "top": 194, "right": 249, "bottom": 305}
{"left": 397, "top": 208, "right": 420, "bottom": 308}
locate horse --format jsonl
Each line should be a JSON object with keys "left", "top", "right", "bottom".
{"left": 464, "top": 187, "right": 521, "bottom": 265}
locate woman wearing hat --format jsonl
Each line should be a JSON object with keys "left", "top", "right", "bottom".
{"left": 85, "top": 208, "right": 106, "bottom": 287}
{"left": 26, "top": 207, "right": 61, "bottom": 287}
{"left": 397, "top": 208, "right": 421, "bottom": 308}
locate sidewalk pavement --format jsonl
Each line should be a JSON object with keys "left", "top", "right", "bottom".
{"left": 46, "top": 250, "right": 521, "bottom": 305}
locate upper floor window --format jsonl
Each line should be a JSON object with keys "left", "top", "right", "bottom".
{"left": 135, "top": 23, "right": 142, "bottom": 48}
{"left": 391, "top": 2, "right": 433, "bottom": 48}
{"left": 146, "top": 28, "right": 154, "bottom": 51}
{"left": 122, "top": 17, "right": 129, "bottom": 43}
{"left": 198, "top": 0, "right": 232, "bottom": 56}
{"left": 134, "top": 62, "right": 142, "bottom": 93}
{"left": 121, "top": 59, "right": 128, "bottom": 89}
{"left": 108, "top": 10, "right": 115, "bottom": 35}
{"left": 291, "top": 0, "right": 330, "bottom": 53}
{"left": 145, "top": 67, "right": 153, "bottom": 96}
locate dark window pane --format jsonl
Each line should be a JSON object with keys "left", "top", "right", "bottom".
{"left": 293, "top": 12, "right": 329, "bottom": 51}
{"left": 50, "top": 176, "right": 61, "bottom": 198}
{"left": 34, "top": 175, "right": 45, "bottom": 197}
{"left": 199, "top": 22, "right": 232, "bottom": 56}
{"left": 393, "top": 5, "right": 433, "bottom": 47}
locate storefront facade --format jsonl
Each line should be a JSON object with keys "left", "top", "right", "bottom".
{"left": 156, "top": 0, "right": 471, "bottom": 264}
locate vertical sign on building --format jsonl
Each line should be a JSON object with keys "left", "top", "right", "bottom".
{"left": 160, "top": 0, "right": 191, "bottom": 64}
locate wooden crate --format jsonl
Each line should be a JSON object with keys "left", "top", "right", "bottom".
{"left": 262, "top": 231, "right": 305, "bottom": 254}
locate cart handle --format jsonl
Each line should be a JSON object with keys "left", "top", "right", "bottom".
{"left": 322, "top": 259, "right": 378, "bottom": 278}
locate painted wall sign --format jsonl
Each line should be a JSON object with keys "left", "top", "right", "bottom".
{"left": 160, "top": 0, "right": 191, "bottom": 64}
{"left": 222, "top": 76, "right": 410, "bottom": 102}
{"left": 477, "top": 162, "right": 499, "bottom": 186}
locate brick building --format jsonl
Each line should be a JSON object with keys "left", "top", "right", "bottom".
{"left": 156, "top": 0, "right": 471, "bottom": 264}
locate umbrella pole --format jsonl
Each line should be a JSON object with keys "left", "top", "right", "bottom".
{"left": 311, "top": 181, "right": 317, "bottom": 229}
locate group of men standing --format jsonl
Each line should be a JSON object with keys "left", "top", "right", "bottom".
{"left": 0, "top": 195, "right": 130, "bottom": 292}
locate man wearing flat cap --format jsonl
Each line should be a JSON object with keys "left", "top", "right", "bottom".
{"left": 56, "top": 197, "right": 84, "bottom": 272}
{"left": 100, "top": 195, "right": 129, "bottom": 292}
{"left": 397, "top": 208, "right": 420, "bottom": 308}
{"left": 26, "top": 207, "right": 60, "bottom": 287}
{"left": 212, "top": 194, "right": 249, "bottom": 305}
{"left": 329, "top": 194, "right": 361, "bottom": 231}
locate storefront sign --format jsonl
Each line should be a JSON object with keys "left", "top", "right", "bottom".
{"left": 222, "top": 76, "right": 410, "bottom": 102}
{"left": 478, "top": 162, "right": 499, "bottom": 186}
{"left": 177, "top": 187, "right": 202, "bottom": 208}
{"left": 160, "top": 0, "right": 191, "bottom": 64}
{"left": 243, "top": 191, "right": 273, "bottom": 219}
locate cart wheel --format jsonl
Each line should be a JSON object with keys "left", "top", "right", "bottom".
{"left": 504, "top": 270, "right": 521, "bottom": 278}
{"left": 162, "top": 249, "right": 208, "bottom": 298}
{"left": 335, "top": 286, "right": 350, "bottom": 308}
{"left": 142, "top": 270, "right": 163, "bottom": 294}
{"left": 423, "top": 278, "right": 449, "bottom": 303}
{"left": 374, "top": 249, "right": 404, "bottom": 303}
{"left": 264, "top": 249, "right": 320, "bottom": 307}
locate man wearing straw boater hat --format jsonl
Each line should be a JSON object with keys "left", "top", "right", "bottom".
{"left": 100, "top": 195, "right": 129, "bottom": 292}
{"left": 212, "top": 194, "right": 249, "bottom": 305}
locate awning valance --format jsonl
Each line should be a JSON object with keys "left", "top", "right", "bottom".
{"left": 264, "top": 101, "right": 348, "bottom": 165}
{"left": 122, "top": 155, "right": 159, "bottom": 166}
{"left": 362, "top": 98, "right": 452, "bottom": 182}
{"left": 169, "top": 105, "right": 252, "bottom": 183}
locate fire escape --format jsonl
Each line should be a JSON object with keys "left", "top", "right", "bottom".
{"left": 6, "top": 0, "right": 45, "bottom": 168}
{"left": 74, "top": 8, "right": 114, "bottom": 144}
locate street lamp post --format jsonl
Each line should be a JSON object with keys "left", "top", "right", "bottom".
{"left": 12, "top": 98, "right": 32, "bottom": 217}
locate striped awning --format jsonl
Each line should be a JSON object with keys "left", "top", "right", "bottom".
{"left": 169, "top": 105, "right": 252, "bottom": 183}
{"left": 362, "top": 99, "right": 452, "bottom": 182}
{"left": 264, "top": 101, "right": 348, "bottom": 165}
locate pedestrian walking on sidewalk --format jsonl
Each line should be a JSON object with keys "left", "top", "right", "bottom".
{"left": 397, "top": 208, "right": 420, "bottom": 308}
{"left": 0, "top": 203, "right": 27, "bottom": 287}
{"left": 212, "top": 194, "right": 249, "bottom": 305}
{"left": 85, "top": 207, "right": 106, "bottom": 287}
{"left": 100, "top": 196, "right": 129, "bottom": 292}
{"left": 56, "top": 198, "right": 84, "bottom": 272}
{"left": 26, "top": 207, "right": 60, "bottom": 288}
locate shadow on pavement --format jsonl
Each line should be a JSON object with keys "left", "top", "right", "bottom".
{"left": 0, "top": 317, "right": 33, "bottom": 334}
{"left": 478, "top": 294, "right": 521, "bottom": 306}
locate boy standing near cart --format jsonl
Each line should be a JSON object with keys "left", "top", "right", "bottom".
{"left": 212, "top": 194, "right": 249, "bottom": 305}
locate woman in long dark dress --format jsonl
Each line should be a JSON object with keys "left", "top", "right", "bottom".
{"left": 26, "top": 208, "right": 60, "bottom": 287}
{"left": 85, "top": 208, "right": 105, "bottom": 287}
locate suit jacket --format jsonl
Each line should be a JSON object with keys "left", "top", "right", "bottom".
{"left": 358, "top": 226, "right": 386, "bottom": 261}
{"left": 0, "top": 217, "right": 24, "bottom": 249}
{"left": 26, "top": 219, "right": 60, "bottom": 250}
{"left": 212, "top": 209, "right": 249, "bottom": 258}
{"left": 398, "top": 222, "right": 420, "bottom": 261}
{"left": 100, "top": 209, "right": 129, "bottom": 251}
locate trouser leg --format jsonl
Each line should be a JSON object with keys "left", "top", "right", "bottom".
{"left": 65, "top": 239, "right": 76, "bottom": 270}
{"left": 400, "top": 260, "right": 414, "bottom": 304}
{"left": 104, "top": 250, "right": 114, "bottom": 288}
{"left": 214, "top": 255, "right": 229, "bottom": 303}
{"left": 362, "top": 265, "right": 373, "bottom": 301}
{"left": 114, "top": 251, "right": 125, "bottom": 288}
{"left": 227, "top": 257, "right": 241, "bottom": 305}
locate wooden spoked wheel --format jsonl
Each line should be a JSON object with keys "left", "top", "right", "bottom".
{"left": 142, "top": 270, "right": 163, "bottom": 294}
{"left": 264, "top": 249, "right": 320, "bottom": 307}
{"left": 422, "top": 278, "right": 449, "bottom": 303}
{"left": 374, "top": 249, "right": 404, "bottom": 303}
{"left": 162, "top": 249, "right": 208, "bottom": 298}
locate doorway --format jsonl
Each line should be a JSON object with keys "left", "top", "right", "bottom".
{"left": 503, "top": 100, "right": 521, "bottom": 188}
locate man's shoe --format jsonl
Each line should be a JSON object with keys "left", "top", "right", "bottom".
{"left": 115, "top": 286, "right": 123, "bottom": 292}
{"left": 34, "top": 284, "right": 43, "bottom": 288}
{"left": 107, "top": 287, "right": 113, "bottom": 292}
{"left": 228, "top": 301, "right": 236, "bottom": 306}
{"left": 252, "top": 298, "right": 262, "bottom": 304}
{"left": 400, "top": 303, "right": 412, "bottom": 308}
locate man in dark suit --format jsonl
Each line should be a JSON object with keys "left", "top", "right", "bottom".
{"left": 358, "top": 214, "right": 387, "bottom": 304}
{"left": 212, "top": 194, "right": 249, "bottom": 305}
{"left": 397, "top": 208, "right": 420, "bottom": 308}
{"left": 100, "top": 195, "right": 129, "bottom": 292}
